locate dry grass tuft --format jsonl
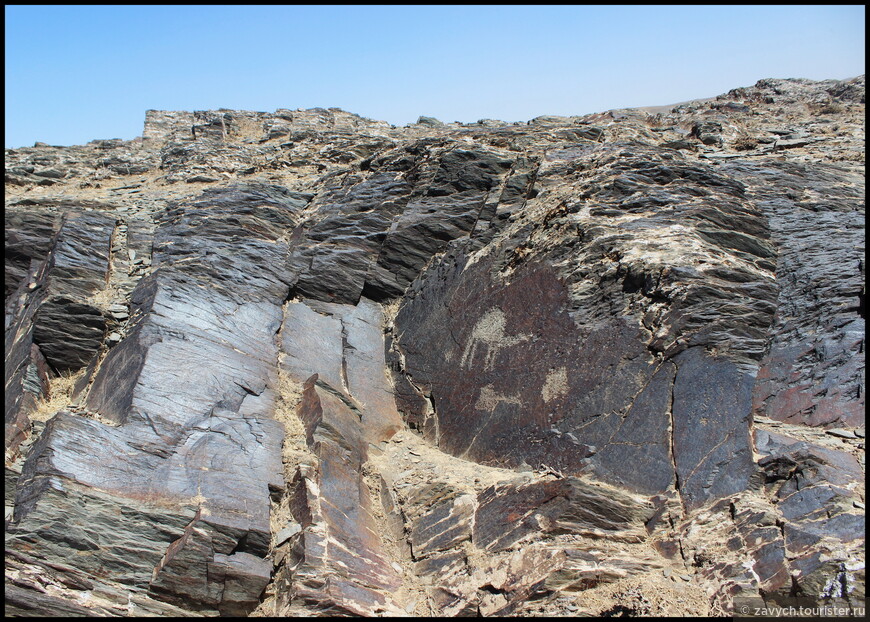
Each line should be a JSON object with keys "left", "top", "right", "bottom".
{"left": 833, "top": 150, "right": 865, "bottom": 163}
{"left": 272, "top": 367, "right": 313, "bottom": 476}
{"left": 813, "top": 101, "right": 845, "bottom": 115}
{"left": 572, "top": 573, "right": 711, "bottom": 617}
{"left": 85, "top": 286, "right": 117, "bottom": 311}
{"left": 381, "top": 297, "right": 403, "bottom": 331}
{"left": 31, "top": 368, "right": 87, "bottom": 422}
{"left": 267, "top": 366, "right": 317, "bottom": 538}
{"left": 732, "top": 134, "right": 759, "bottom": 151}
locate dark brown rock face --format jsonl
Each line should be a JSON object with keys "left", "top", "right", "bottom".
{"left": 4, "top": 75, "right": 865, "bottom": 617}
{"left": 392, "top": 143, "right": 775, "bottom": 511}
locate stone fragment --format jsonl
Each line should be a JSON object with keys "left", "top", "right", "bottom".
{"left": 691, "top": 121, "right": 723, "bottom": 145}
{"left": 280, "top": 371, "right": 403, "bottom": 615}
{"left": 404, "top": 482, "right": 474, "bottom": 558}
{"left": 211, "top": 552, "right": 272, "bottom": 616}
{"left": 275, "top": 522, "right": 302, "bottom": 547}
{"left": 108, "top": 303, "right": 129, "bottom": 320}
{"left": 4, "top": 209, "right": 63, "bottom": 296}
{"left": 186, "top": 174, "right": 221, "bottom": 183}
{"left": 773, "top": 137, "right": 817, "bottom": 149}
{"left": 662, "top": 138, "right": 696, "bottom": 150}
{"left": 5, "top": 584, "right": 122, "bottom": 617}
{"left": 826, "top": 428, "right": 858, "bottom": 439}
{"left": 416, "top": 116, "right": 443, "bottom": 127}
{"left": 33, "top": 297, "right": 107, "bottom": 371}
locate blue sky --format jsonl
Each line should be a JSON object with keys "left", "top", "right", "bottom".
{"left": 5, "top": 5, "right": 865, "bottom": 148}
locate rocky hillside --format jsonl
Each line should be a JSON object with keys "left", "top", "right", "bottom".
{"left": 4, "top": 75, "right": 865, "bottom": 617}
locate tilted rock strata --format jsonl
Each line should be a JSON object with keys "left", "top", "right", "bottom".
{"left": 726, "top": 160, "right": 866, "bottom": 428}
{"left": 4, "top": 75, "right": 865, "bottom": 616}
{"left": 5, "top": 209, "right": 114, "bottom": 462}
{"left": 9, "top": 185, "right": 300, "bottom": 614}
{"left": 391, "top": 165, "right": 773, "bottom": 507}
{"left": 277, "top": 299, "right": 405, "bottom": 615}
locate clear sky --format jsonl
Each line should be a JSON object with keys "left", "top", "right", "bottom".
{"left": 4, "top": 5, "right": 865, "bottom": 149}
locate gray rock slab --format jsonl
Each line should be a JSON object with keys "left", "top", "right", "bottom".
{"left": 672, "top": 346, "right": 755, "bottom": 510}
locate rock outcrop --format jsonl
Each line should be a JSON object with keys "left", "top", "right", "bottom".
{"left": 5, "top": 76, "right": 865, "bottom": 617}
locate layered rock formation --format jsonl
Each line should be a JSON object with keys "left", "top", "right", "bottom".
{"left": 5, "top": 75, "right": 865, "bottom": 617}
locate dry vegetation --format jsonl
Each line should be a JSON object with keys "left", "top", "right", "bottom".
{"left": 834, "top": 149, "right": 865, "bottom": 163}
{"left": 253, "top": 365, "right": 319, "bottom": 617}
{"left": 381, "top": 296, "right": 403, "bottom": 331}
{"left": 85, "top": 285, "right": 118, "bottom": 311}
{"left": 812, "top": 100, "right": 845, "bottom": 115}
{"left": 272, "top": 366, "right": 314, "bottom": 480}
{"left": 265, "top": 365, "right": 316, "bottom": 545}
{"left": 30, "top": 368, "right": 87, "bottom": 422}
{"left": 732, "top": 133, "right": 759, "bottom": 151}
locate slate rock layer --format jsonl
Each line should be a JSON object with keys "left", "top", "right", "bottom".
{"left": 4, "top": 74, "right": 865, "bottom": 617}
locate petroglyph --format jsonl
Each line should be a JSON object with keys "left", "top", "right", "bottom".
{"left": 542, "top": 367, "right": 569, "bottom": 403}
{"left": 475, "top": 384, "right": 523, "bottom": 412}
{"left": 460, "top": 308, "right": 531, "bottom": 369}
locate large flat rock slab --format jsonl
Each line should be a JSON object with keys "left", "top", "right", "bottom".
{"left": 392, "top": 144, "right": 780, "bottom": 512}
{"left": 278, "top": 299, "right": 405, "bottom": 614}
{"left": 286, "top": 378, "right": 403, "bottom": 615}
{"left": 282, "top": 298, "right": 402, "bottom": 443}
{"left": 671, "top": 346, "right": 755, "bottom": 510}
{"left": 6, "top": 184, "right": 303, "bottom": 614}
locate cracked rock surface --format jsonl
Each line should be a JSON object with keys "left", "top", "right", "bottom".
{"left": 5, "top": 75, "right": 865, "bottom": 617}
